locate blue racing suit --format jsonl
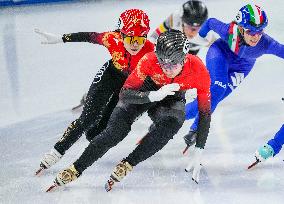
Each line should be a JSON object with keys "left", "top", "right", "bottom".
{"left": 267, "top": 124, "right": 284, "bottom": 156}
{"left": 185, "top": 18, "right": 284, "bottom": 131}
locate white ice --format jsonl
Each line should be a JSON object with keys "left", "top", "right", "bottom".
{"left": 1, "top": 0, "right": 284, "bottom": 203}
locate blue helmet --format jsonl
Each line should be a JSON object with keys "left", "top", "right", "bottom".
{"left": 235, "top": 4, "right": 268, "bottom": 33}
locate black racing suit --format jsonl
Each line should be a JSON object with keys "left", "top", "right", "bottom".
{"left": 73, "top": 79, "right": 186, "bottom": 173}
{"left": 54, "top": 60, "right": 127, "bottom": 155}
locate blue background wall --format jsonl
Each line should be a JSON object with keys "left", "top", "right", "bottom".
{"left": 0, "top": 0, "right": 76, "bottom": 6}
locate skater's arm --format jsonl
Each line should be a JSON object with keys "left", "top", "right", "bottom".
{"left": 194, "top": 59, "right": 211, "bottom": 149}
{"left": 120, "top": 88, "right": 151, "bottom": 104}
{"left": 62, "top": 32, "right": 107, "bottom": 45}
{"left": 265, "top": 35, "right": 284, "bottom": 59}
{"left": 267, "top": 124, "right": 284, "bottom": 156}
{"left": 35, "top": 30, "right": 111, "bottom": 45}
{"left": 199, "top": 18, "right": 229, "bottom": 40}
{"left": 120, "top": 56, "right": 152, "bottom": 104}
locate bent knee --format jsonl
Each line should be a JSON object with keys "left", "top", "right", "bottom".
{"left": 158, "top": 116, "right": 184, "bottom": 134}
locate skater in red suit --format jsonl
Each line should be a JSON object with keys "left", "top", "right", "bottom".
{"left": 35, "top": 9, "right": 154, "bottom": 175}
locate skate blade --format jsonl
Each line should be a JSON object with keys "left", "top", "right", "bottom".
{"left": 105, "top": 178, "right": 115, "bottom": 192}
{"left": 136, "top": 138, "right": 143, "bottom": 145}
{"left": 35, "top": 167, "right": 45, "bottom": 176}
{"left": 182, "top": 145, "right": 190, "bottom": 155}
{"left": 71, "top": 104, "right": 83, "bottom": 112}
{"left": 46, "top": 183, "right": 59, "bottom": 192}
{"left": 136, "top": 135, "right": 146, "bottom": 145}
{"left": 247, "top": 160, "right": 260, "bottom": 169}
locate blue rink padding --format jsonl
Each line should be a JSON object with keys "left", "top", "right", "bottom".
{"left": 0, "top": 0, "right": 76, "bottom": 7}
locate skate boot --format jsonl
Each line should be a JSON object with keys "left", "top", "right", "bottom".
{"left": 35, "top": 148, "right": 63, "bottom": 175}
{"left": 105, "top": 160, "right": 133, "bottom": 192}
{"left": 46, "top": 164, "right": 81, "bottom": 192}
{"left": 182, "top": 130, "right": 197, "bottom": 154}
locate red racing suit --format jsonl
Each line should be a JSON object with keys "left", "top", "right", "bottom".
{"left": 121, "top": 52, "right": 211, "bottom": 148}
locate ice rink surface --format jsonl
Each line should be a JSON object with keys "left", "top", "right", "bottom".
{"left": 1, "top": 0, "right": 284, "bottom": 203}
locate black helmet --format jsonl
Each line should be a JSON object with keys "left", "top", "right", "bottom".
{"left": 156, "top": 29, "right": 189, "bottom": 66}
{"left": 182, "top": 0, "right": 208, "bottom": 26}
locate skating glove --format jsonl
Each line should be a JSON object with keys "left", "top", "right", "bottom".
{"left": 35, "top": 29, "right": 63, "bottom": 44}
{"left": 185, "top": 147, "right": 203, "bottom": 184}
{"left": 148, "top": 83, "right": 180, "bottom": 102}
{"left": 255, "top": 144, "right": 274, "bottom": 162}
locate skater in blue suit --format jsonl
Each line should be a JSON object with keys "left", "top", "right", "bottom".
{"left": 183, "top": 4, "right": 284, "bottom": 149}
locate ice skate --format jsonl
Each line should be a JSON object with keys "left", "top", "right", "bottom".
{"left": 35, "top": 148, "right": 62, "bottom": 176}
{"left": 46, "top": 164, "right": 80, "bottom": 192}
{"left": 105, "top": 160, "right": 133, "bottom": 192}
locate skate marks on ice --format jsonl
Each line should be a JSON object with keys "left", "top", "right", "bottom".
{"left": 1, "top": 107, "right": 284, "bottom": 203}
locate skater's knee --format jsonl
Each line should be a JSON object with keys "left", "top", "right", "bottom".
{"left": 85, "top": 127, "right": 101, "bottom": 142}
{"left": 158, "top": 116, "right": 183, "bottom": 135}
{"left": 77, "top": 114, "right": 94, "bottom": 130}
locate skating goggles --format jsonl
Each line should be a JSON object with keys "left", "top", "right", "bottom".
{"left": 123, "top": 35, "right": 147, "bottom": 45}
{"left": 160, "top": 61, "right": 184, "bottom": 70}
{"left": 243, "top": 28, "right": 263, "bottom": 36}
{"left": 182, "top": 22, "right": 201, "bottom": 32}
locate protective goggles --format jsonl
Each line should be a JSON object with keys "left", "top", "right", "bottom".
{"left": 160, "top": 61, "right": 184, "bottom": 70}
{"left": 244, "top": 28, "right": 263, "bottom": 36}
{"left": 123, "top": 35, "right": 147, "bottom": 45}
{"left": 182, "top": 22, "right": 201, "bottom": 32}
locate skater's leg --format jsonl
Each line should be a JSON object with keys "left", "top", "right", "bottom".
{"left": 54, "top": 60, "right": 125, "bottom": 155}
{"left": 85, "top": 91, "right": 120, "bottom": 142}
{"left": 73, "top": 103, "right": 150, "bottom": 174}
{"left": 126, "top": 101, "right": 185, "bottom": 166}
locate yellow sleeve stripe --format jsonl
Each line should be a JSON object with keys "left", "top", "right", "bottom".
{"left": 159, "top": 24, "right": 167, "bottom": 33}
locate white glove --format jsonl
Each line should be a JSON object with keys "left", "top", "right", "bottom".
{"left": 185, "top": 147, "right": 203, "bottom": 184}
{"left": 35, "top": 28, "right": 63, "bottom": 44}
{"left": 148, "top": 83, "right": 180, "bottom": 102}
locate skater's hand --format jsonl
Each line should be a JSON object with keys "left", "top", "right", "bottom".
{"left": 35, "top": 29, "right": 63, "bottom": 44}
{"left": 185, "top": 147, "right": 203, "bottom": 184}
{"left": 254, "top": 144, "right": 274, "bottom": 162}
{"left": 148, "top": 83, "right": 180, "bottom": 102}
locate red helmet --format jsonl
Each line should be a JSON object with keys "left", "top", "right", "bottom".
{"left": 118, "top": 9, "right": 150, "bottom": 36}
